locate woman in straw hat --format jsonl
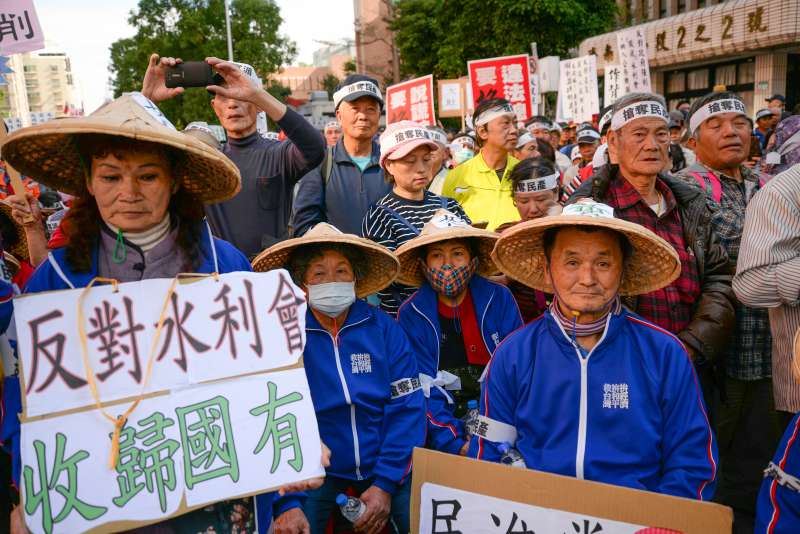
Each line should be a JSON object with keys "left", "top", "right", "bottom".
{"left": 1, "top": 93, "right": 323, "bottom": 534}
{"left": 252, "top": 223, "right": 425, "bottom": 534}
{"left": 395, "top": 210, "right": 522, "bottom": 457}
{"left": 362, "top": 120, "right": 469, "bottom": 317}
{"left": 469, "top": 199, "right": 718, "bottom": 499}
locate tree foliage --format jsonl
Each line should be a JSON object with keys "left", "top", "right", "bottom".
{"left": 109, "top": 0, "right": 297, "bottom": 128}
{"left": 391, "top": 0, "right": 617, "bottom": 80}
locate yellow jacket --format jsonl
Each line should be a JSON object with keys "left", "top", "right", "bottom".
{"left": 442, "top": 151, "right": 521, "bottom": 231}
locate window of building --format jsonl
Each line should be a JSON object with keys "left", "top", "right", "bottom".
{"left": 667, "top": 71, "right": 686, "bottom": 93}
{"left": 657, "top": 0, "right": 667, "bottom": 18}
{"left": 687, "top": 69, "right": 709, "bottom": 90}
{"left": 664, "top": 58, "right": 756, "bottom": 113}
{"left": 678, "top": 0, "right": 686, "bottom": 13}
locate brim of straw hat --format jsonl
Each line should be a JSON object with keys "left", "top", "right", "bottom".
{"left": 251, "top": 233, "right": 400, "bottom": 298}
{"left": 0, "top": 203, "right": 27, "bottom": 261}
{"left": 0, "top": 114, "right": 240, "bottom": 205}
{"left": 491, "top": 215, "right": 681, "bottom": 296}
{"left": 395, "top": 227, "right": 499, "bottom": 287}
{"left": 3, "top": 251, "right": 19, "bottom": 277}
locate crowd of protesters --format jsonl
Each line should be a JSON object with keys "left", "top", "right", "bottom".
{"left": 1, "top": 53, "right": 800, "bottom": 534}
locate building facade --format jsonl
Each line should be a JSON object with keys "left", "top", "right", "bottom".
{"left": 353, "top": 0, "right": 399, "bottom": 86}
{"left": 580, "top": 0, "right": 800, "bottom": 113}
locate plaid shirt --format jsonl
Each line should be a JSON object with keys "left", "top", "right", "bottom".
{"left": 605, "top": 176, "right": 701, "bottom": 335}
{"left": 678, "top": 162, "right": 772, "bottom": 380}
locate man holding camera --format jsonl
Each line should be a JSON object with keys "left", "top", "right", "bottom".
{"left": 141, "top": 53, "right": 325, "bottom": 258}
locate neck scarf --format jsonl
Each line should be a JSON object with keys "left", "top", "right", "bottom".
{"left": 550, "top": 295, "right": 622, "bottom": 338}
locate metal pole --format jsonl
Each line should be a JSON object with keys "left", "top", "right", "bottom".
{"left": 224, "top": 0, "right": 234, "bottom": 61}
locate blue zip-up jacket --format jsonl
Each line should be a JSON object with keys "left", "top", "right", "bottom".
{"left": 291, "top": 139, "right": 392, "bottom": 236}
{"left": 755, "top": 412, "right": 800, "bottom": 533}
{"left": 1, "top": 222, "right": 302, "bottom": 530}
{"left": 397, "top": 275, "right": 522, "bottom": 454}
{"left": 303, "top": 298, "right": 425, "bottom": 494}
{"left": 468, "top": 308, "right": 718, "bottom": 500}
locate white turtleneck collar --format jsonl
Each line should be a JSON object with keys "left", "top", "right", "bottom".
{"left": 105, "top": 215, "right": 171, "bottom": 253}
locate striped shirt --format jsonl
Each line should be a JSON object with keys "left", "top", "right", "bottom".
{"left": 734, "top": 164, "right": 800, "bottom": 411}
{"left": 361, "top": 191, "right": 470, "bottom": 316}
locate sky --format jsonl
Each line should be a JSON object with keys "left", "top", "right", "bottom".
{"left": 33, "top": 0, "right": 354, "bottom": 114}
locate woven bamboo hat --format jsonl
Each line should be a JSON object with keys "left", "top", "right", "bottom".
{"left": 394, "top": 209, "right": 499, "bottom": 287}
{"left": 0, "top": 203, "right": 27, "bottom": 261}
{"left": 492, "top": 200, "right": 681, "bottom": 296}
{"left": 252, "top": 223, "right": 400, "bottom": 298}
{"left": 0, "top": 93, "right": 240, "bottom": 204}
{"left": 3, "top": 251, "right": 19, "bottom": 277}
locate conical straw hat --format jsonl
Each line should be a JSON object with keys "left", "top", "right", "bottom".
{"left": 252, "top": 223, "right": 400, "bottom": 298}
{"left": 0, "top": 93, "right": 240, "bottom": 204}
{"left": 0, "top": 202, "right": 27, "bottom": 261}
{"left": 492, "top": 200, "right": 681, "bottom": 296}
{"left": 394, "top": 209, "right": 499, "bottom": 287}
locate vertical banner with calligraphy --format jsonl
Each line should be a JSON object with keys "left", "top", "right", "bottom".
{"left": 468, "top": 54, "right": 532, "bottom": 124}
{"left": 0, "top": 0, "right": 44, "bottom": 55}
{"left": 529, "top": 43, "right": 540, "bottom": 107}
{"left": 385, "top": 75, "right": 435, "bottom": 126}
{"left": 557, "top": 55, "right": 600, "bottom": 123}
{"left": 603, "top": 63, "right": 623, "bottom": 106}
{"left": 616, "top": 28, "right": 651, "bottom": 95}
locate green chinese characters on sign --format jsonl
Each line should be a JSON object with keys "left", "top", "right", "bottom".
{"left": 113, "top": 411, "right": 180, "bottom": 513}
{"left": 176, "top": 395, "right": 240, "bottom": 489}
{"left": 250, "top": 381, "right": 304, "bottom": 473}
{"left": 23, "top": 432, "right": 107, "bottom": 534}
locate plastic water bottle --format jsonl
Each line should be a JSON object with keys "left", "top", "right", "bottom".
{"left": 499, "top": 442, "right": 526, "bottom": 468}
{"left": 336, "top": 493, "right": 367, "bottom": 523}
{"left": 464, "top": 399, "right": 479, "bottom": 436}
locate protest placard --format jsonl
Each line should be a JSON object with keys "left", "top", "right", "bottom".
{"left": 617, "top": 27, "right": 652, "bottom": 94}
{"left": 437, "top": 79, "right": 465, "bottom": 119}
{"left": 386, "top": 75, "right": 435, "bottom": 125}
{"left": 604, "top": 63, "right": 623, "bottom": 106}
{"left": 411, "top": 448, "right": 733, "bottom": 534}
{"left": 468, "top": 54, "right": 532, "bottom": 124}
{"left": 557, "top": 55, "right": 600, "bottom": 123}
{"left": 0, "top": 0, "right": 44, "bottom": 55}
{"left": 16, "top": 271, "right": 324, "bottom": 534}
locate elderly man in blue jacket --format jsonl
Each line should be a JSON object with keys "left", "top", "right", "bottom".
{"left": 474, "top": 200, "right": 718, "bottom": 500}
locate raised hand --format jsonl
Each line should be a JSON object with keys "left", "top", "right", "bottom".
{"left": 141, "top": 53, "right": 185, "bottom": 103}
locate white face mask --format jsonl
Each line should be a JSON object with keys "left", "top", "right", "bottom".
{"left": 307, "top": 281, "right": 356, "bottom": 318}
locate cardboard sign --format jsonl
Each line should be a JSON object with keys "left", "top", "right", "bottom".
{"left": 468, "top": 54, "right": 532, "bottom": 124}
{"left": 557, "top": 55, "right": 600, "bottom": 123}
{"left": 0, "top": 0, "right": 44, "bottom": 55}
{"left": 437, "top": 79, "right": 465, "bottom": 119}
{"left": 386, "top": 75, "right": 435, "bottom": 126}
{"left": 15, "top": 270, "right": 306, "bottom": 417}
{"left": 16, "top": 271, "right": 324, "bottom": 534}
{"left": 411, "top": 449, "right": 733, "bottom": 534}
{"left": 617, "top": 28, "right": 652, "bottom": 94}
{"left": 604, "top": 63, "right": 623, "bottom": 105}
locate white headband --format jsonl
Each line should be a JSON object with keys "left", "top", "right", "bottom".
{"left": 688, "top": 98, "right": 747, "bottom": 134}
{"left": 380, "top": 126, "right": 434, "bottom": 153}
{"left": 514, "top": 172, "right": 559, "bottom": 193}
{"left": 527, "top": 121, "right": 551, "bottom": 131}
{"left": 475, "top": 104, "right": 515, "bottom": 127}
{"left": 325, "top": 121, "right": 341, "bottom": 131}
{"left": 598, "top": 109, "right": 613, "bottom": 132}
{"left": 610, "top": 101, "right": 669, "bottom": 131}
{"left": 452, "top": 135, "right": 475, "bottom": 148}
{"left": 333, "top": 81, "right": 383, "bottom": 109}
{"left": 427, "top": 128, "right": 448, "bottom": 146}
{"left": 516, "top": 132, "right": 535, "bottom": 148}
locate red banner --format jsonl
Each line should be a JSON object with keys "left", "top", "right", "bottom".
{"left": 385, "top": 75, "right": 435, "bottom": 126}
{"left": 467, "top": 54, "right": 532, "bottom": 124}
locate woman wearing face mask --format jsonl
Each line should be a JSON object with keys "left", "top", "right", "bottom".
{"left": 494, "top": 157, "right": 562, "bottom": 322}
{"left": 252, "top": 223, "right": 425, "bottom": 534}
{"left": 395, "top": 210, "right": 522, "bottom": 457}
{"left": 362, "top": 120, "right": 469, "bottom": 317}
{"left": 447, "top": 132, "right": 476, "bottom": 170}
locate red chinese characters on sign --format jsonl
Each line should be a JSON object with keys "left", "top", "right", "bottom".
{"left": 386, "top": 75, "right": 435, "bottom": 126}
{"left": 468, "top": 55, "right": 532, "bottom": 124}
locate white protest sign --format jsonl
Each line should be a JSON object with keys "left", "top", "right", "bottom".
{"left": 557, "top": 55, "right": 600, "bottom": 123}
{"left": 529, "top": 43, "right": 540, "bottom": 106}
{"left": 420, "top": 483, "right": 647, "bottom": 533}
{"left": 437, "top": 79, "right": 464, "bottom": 118}
{"left": 21, "top": 368, "right": 323, "bottom": 534}
{"left": 15, "top": 270, "right": 307, "bottom": 417}
{"left": 0, "top": 0, "right": 44, "bottom": 55}
{"left": 616, "top": 28, "right": 652, "bottom": 94}
{"left": 604, "top": 63, "right": 623, "bottom": 105}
